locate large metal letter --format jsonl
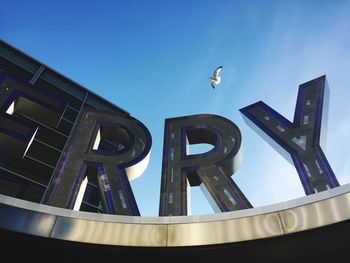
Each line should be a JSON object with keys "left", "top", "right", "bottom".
{"left": 240, "top": 75, "right": 339, "bottom": 194}
{"left": 42, "top": 109, "right": 151, "bottom": 216}
{"left": 0, "top": 75, "right": 66, "bottom": 159}
{"left": 159, "top": 114, "right": 252, "bottom": 216}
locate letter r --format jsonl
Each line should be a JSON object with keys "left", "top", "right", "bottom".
{"left": 159, "top": 114, "right": 252, "bottom": 216}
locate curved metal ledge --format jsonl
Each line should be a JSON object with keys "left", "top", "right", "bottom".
{"left": 1, "top": 183, "right": 350, "bottom": 247}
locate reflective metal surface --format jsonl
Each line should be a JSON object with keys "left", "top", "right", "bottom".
{"left": 167, "top": 212, "right": 283, "bottom": 246}
{"left": 279, "top": 191, "right": 350, "bottom": 234}
{"left": 51, "top": 217, "right": 167, "bottom": 246}
{"left": 1, "top": 183, "right": 350, "bottom": 247}
{"left": 0, "top": 201, "right": 56, "bottom": 237}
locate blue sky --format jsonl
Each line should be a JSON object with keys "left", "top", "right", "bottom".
{"left": 1, "top": 0, "right": 350, "bottom": 216}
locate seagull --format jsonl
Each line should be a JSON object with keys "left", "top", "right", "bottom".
{"left": 210, "top": 66, "right": 223, "bottom": 89}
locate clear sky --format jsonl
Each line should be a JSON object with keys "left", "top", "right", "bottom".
{"left": 1, "top": 0, "right": 350, "bottom": 216}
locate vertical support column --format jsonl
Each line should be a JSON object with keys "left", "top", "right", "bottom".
{"left": 29, "top": 65, "right": 45, "bottom": 85}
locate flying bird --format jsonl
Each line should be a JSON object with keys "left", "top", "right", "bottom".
{"left": 210, "top": 66, "right": 223, "bottom": 89}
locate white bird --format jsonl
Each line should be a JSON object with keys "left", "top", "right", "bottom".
{"left": 210, "top": 66, "right": 223, "bottom": 89}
